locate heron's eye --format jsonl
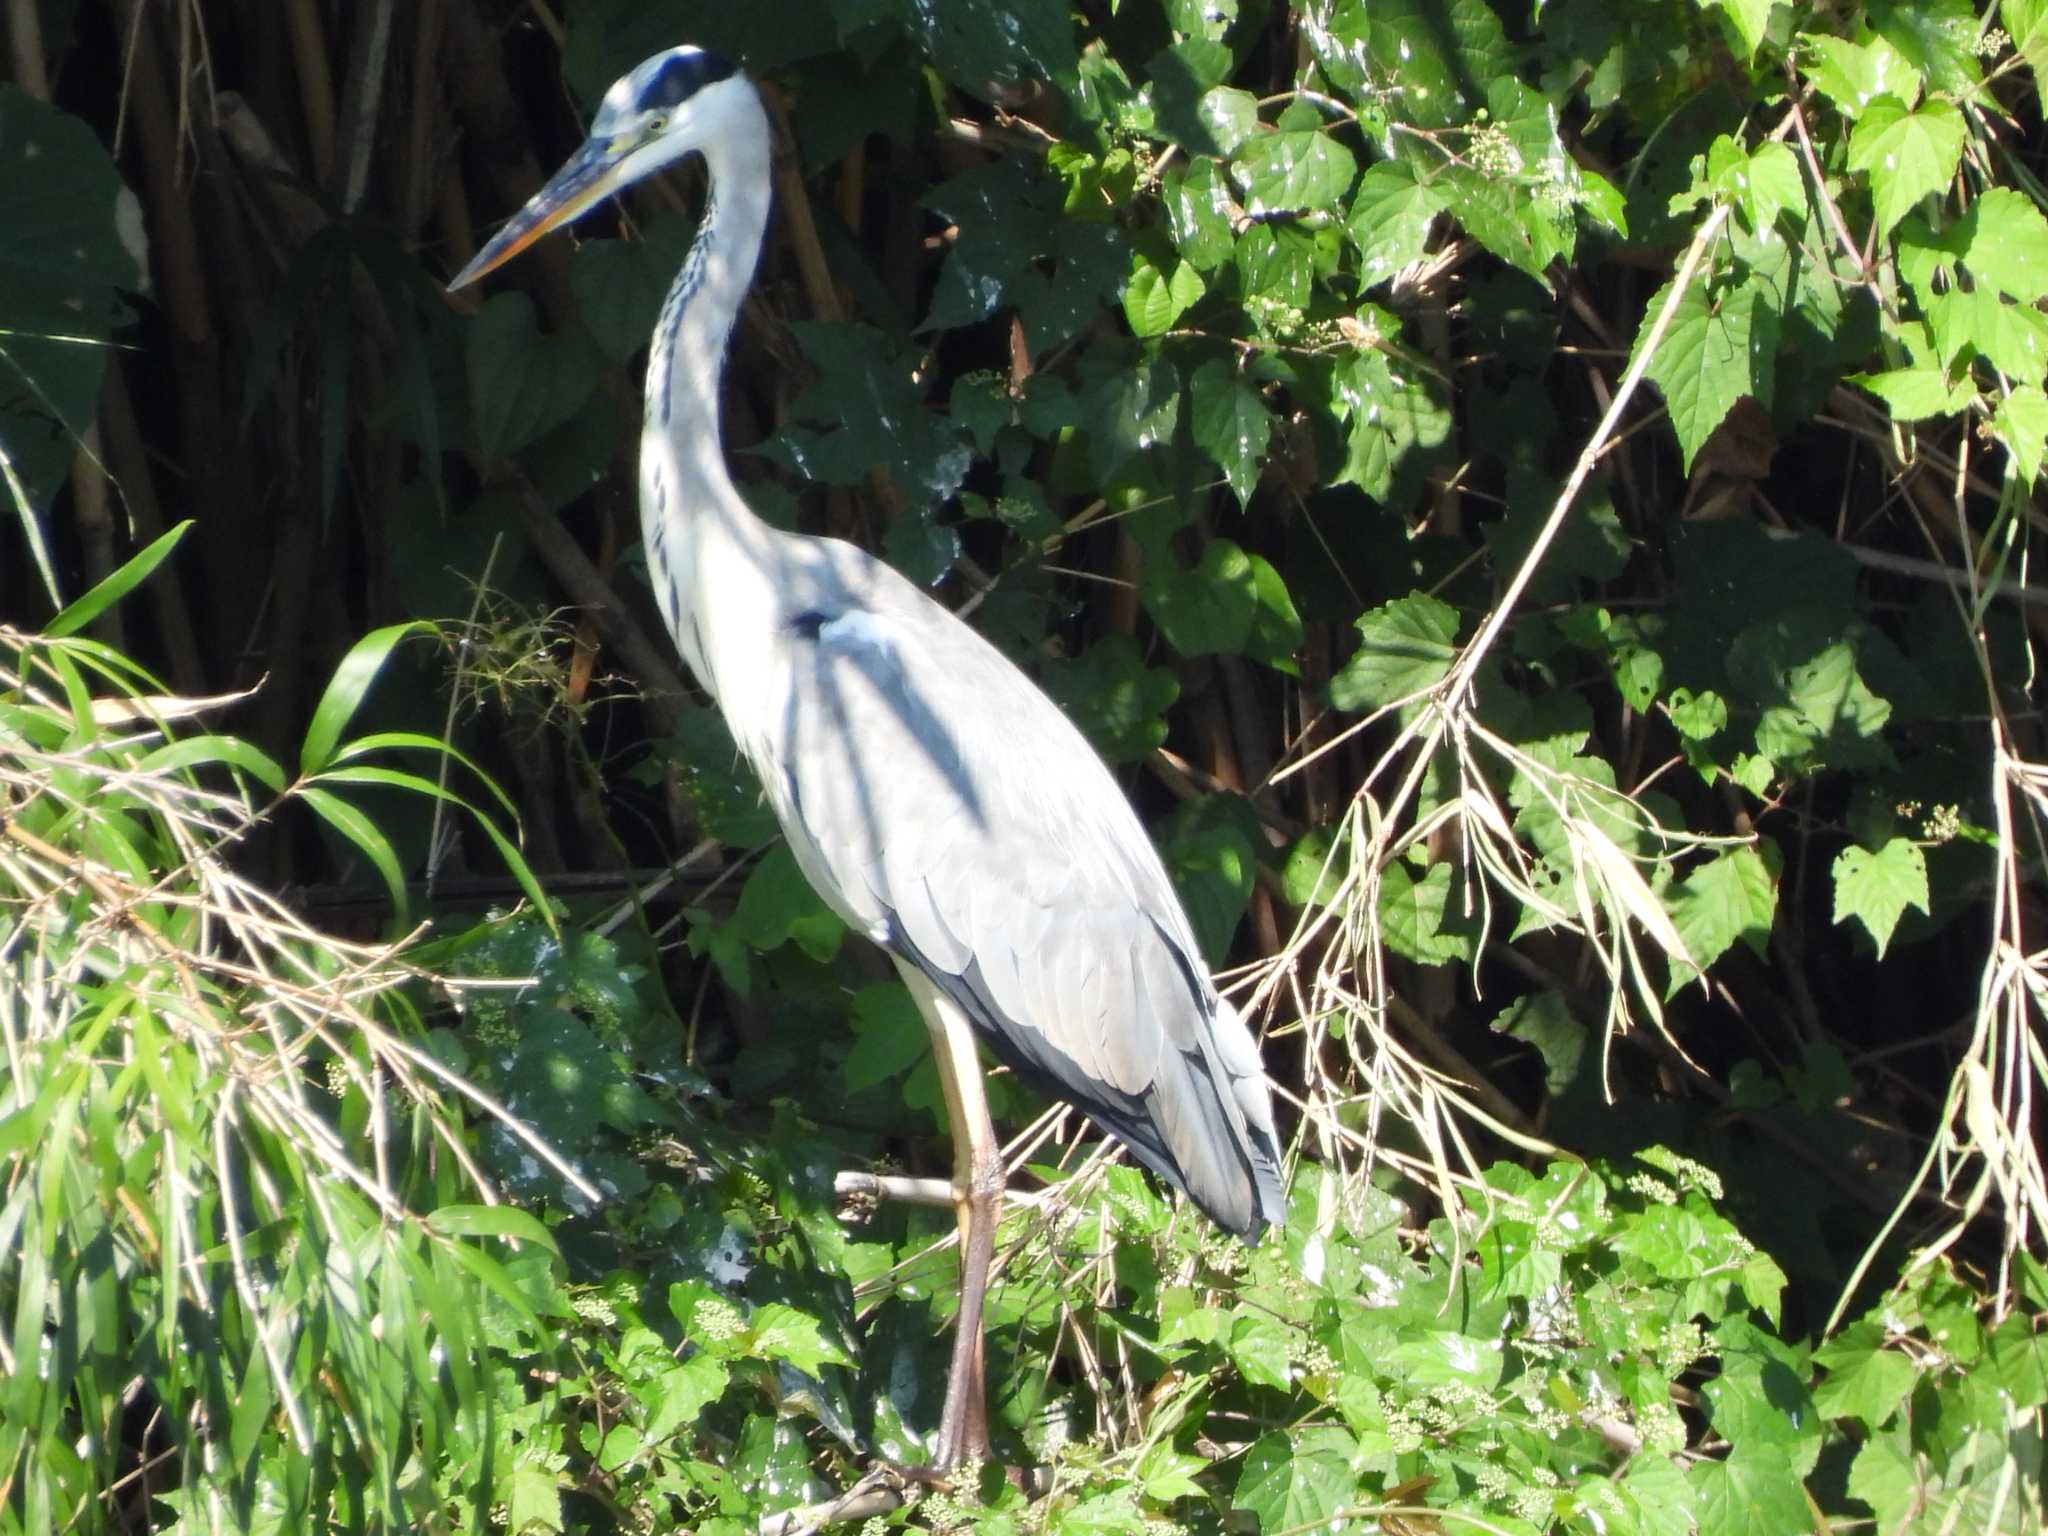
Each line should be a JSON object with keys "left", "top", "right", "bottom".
{"left": 645, "top": 112, "right": 671, "bottom": 136}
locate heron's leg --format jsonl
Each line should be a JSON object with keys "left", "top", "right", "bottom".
{"left": 898, "top": 966, "right": 1002, "bottom": 1469}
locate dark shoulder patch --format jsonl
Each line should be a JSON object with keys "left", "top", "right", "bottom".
{"left": 644, "top": 48, "right": 738, "bottom": 110}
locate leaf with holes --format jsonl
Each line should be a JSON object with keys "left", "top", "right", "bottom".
{"left": 1832, "top": 837, "right": 1928, "bottom": 957}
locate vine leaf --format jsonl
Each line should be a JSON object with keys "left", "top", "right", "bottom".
{"left": 1847, "top": 96, "right": 1964, "bottom": 239}
{"left": 1831, "top": 836, "right": 1929, "bottom": 957}
{"left": 1330, "top": 593, "right": 1460, "bottom": 712}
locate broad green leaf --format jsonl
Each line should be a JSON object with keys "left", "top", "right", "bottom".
{"left": 1379, "top": 859, "right": 1478, "bottom": 967}
{"left": 647, "top": 1354, "right": 731, "bottom": 1444}
{"left": 1233, "top": 1427, "right": 1358, "bottom": 1533}
{"left": 1123, "top": 255, "right": 1204, "bottom": 336}
{"left": 45, "top": 523, "right": 191, "bottom": 638}
{"left": 1846, "top": 96, "right": 1964, "bottom": 239}
{"left": 1687, "top": 1446, "right": 1813, "bottom": 1536}
{"left": 1799, "top": 32, "right": 1920, "bottom": 115}
{"left": 1869, "top": 0, "right": 1981, "bottom": 97}
{"left": 1663, "top": 844, "right": 1778, "bottom": 994}
{"left": 299, "top": 621, "right": 434, "bottom": 775}
{"left": 1244, "top": 550, "right": 1304, "bottom": 670}
{"left": 843, "top": 983, "right": 928, "bottom": 1093}
{"left": 2010, "top": 0, "right": 2048, "bottom": 88}
{"left": 1227, "top": 1308, "right": 1293, "bottom": 1390}
{"left": 765, "top": 322, "right": 972, "bottom": 513}
{"left": 1232, "top": 129, "right": 1356, "bottom": 213}
{"left": 1163, "top": 793, "right": 1261, "bottom": 963}
{"left": 0, "top": 89, "right": 139, "bottom": 541}
{"left": 1995, "top": 383, "right": 2048, "bottom": 483}
{"left": 1490, "top": 991, "right": 1587, "bottom": 1095}
{"left": 1042, "top": 634, "right": 1180, "bottom": 763}
{"left": 1331, "top": 346, "right": 1452, "bottom": 497}
{"left": 1140, "top": 538, "right": 1258, "bottom": 657}
{"left": 745, "top": 1303, "right": 848, "bottom": 1374}
{"left": 1831, "top": 836, "right": 1928, "bottom": 957}
{"left": 465, "top": 291, "right": 600, "bottom": 461}
{"left": 1849, "top": 366, "right": 1976, "bottom": 421}
{"left": 1281, "top": 825, "right": 1347, "bottom": 908}
{"left": 898, "top": 0, "right": 1077, "bottom": 95}
{"left": 1348, "top": 160, "right": 1446, "bottom": 289}
{"left": 1704, "top": 137, "right": 1803, "bottom": 233}
{"left": 1188, "top": 358, "right": 1271, "bottom": 506}
{"left": 1925, "top": 285, "right": 2048, "bottom": 385}
{"left": 1811, "top": 1320, "right": 1920, "bottom": 1428}
{"left": 1960, "top": 187, "right": 2048, "bottom": 303}
{"left": 1640, "top": 276, "right": 1764, "bottom": 474}
{"left": 1329, "top": 592, "right": 1460, "bottom": 711}
{"left": 569, "top": 216, "right": 698, "bottom": 362}
{"left": 728, "top": 844, "right": 845, "bottom": 965}
{"left": 1302, "top": 0, "right": 1516, "bottom": 131}
{"left": 1706, "top": 0, "right": 1776, "bottom": 58}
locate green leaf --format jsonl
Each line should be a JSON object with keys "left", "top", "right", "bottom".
{"left": 1348, "top": 160, "right": 1447, "bottom": 289}
{"left": 1162, "top": 794, "right": 1261, "bottom": 964}
{"left": 1331, "top": 346, "right": 1455, "bottom": 497}
{"left": 1925, "top": 285, "right": 2048, "bottom": 385}
{"left": 300, "top": 785, "right": 409, "bottom": 917}
{"left": 1799, "top": 32, "right": 1921, "bottom": 116}
{"left": 765, "top": 322, "right": 972, "bottom": 513}
{"left": 1123, "top": 255, "right": 1205, "bottom": 337}
{"left": 299, "top": 621, "right": 434, "bottom": 776}
{"left": 137, "top": 734, "right": 288, "bottom": 795}
{"left": 647, "top": 1354, "right": 731, "bottom": 1444}
{"left": 427, "top": 1204, "right": 562, "bottom": 1254}
{"left": 466, "top": 291, "right": 600, "bottom": 461}
{"left": 1849, "top": 366, "right": 1976, "bottom": 422}
{"left": 898, "top": 0, "right": 1077, "bottom": 95}
{"left": 1189, "top": 359, "right": 1272, "bottom": 506}
{"left": 1329, "top": 593, "right": 1460, "bottom": 711}
{"left": 1232, "top": 129, "right": 1356, "bottom": 213}
{"left": 1846, "top": 96, "right": 1964, "bottom": 239}
{"left": 1995, "top": 383, "right": 2048, "bottom": 483}
{"left": 843, "top": 983, "right": 928, "bottom": 1093}
{"left": 1641, "top": 276, "right": 1765, "bottom": 474}
{"left": 1226, "top": 1308, "right": 1294, "bottom": 1390}
{"left": 1959, "top": 187, "right": 2048, "bottom": 303}
{"left": 1233, "top": 1427, "right": 1358, "bottom": 1533}
{"left": 569, "top": 216, "right": 699, "bottom": 362}
{"left": 729, "top": 844, "right": 845, "bottom": 965}
{"left": 1490, "top": 991, "right": 1587, "bottom": 1096}
{"left": 1811, "top": 1320, "right": 1920, "bottom": 1428}
{"left": 45, "top": 523, "right": 191, "bottom": 638}
{"left": 1140, "top": 538, "right": 1258, "bottom": 657}
{"left": 1707, "top": 0, "right": 1778, "bottom": 57}
{"left": 1687, "top": 1447, "right": 1813, "bottom": 1536}
{"left": 1831, "top": 836, "right": 1929, "bottom": 957}
{"left": 1663, "top": 844, "right": 1779, "bottom": 994}
{"left": 1042, "top": 634, "right": 1180, "bottom": 763}
{"left": 745, "top": 1303, "right": 848, "bottom": 1374}
{"left": 0, "top": 89, "right": 138, "bottom": 536}
{"left": 1379, "top": 859, "right": 1478, "bottom": 967}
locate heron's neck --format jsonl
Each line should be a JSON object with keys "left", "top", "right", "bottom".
{"left": 640, "top": 89, "right": 774, "bottom": 683}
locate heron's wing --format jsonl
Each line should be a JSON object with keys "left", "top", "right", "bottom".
{"left": 760, "top": 551, "right": 1284, "bottom": 1238}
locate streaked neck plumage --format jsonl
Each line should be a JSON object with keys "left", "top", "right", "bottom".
{"left": 641, "top": 80, "right": 774, "bottom": 689}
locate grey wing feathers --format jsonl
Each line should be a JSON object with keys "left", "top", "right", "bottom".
{"left": 763, "top": 543, "right": 1286, "bottom": 1239}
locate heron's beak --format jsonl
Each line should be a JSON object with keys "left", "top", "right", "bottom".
{"left": 447, "top": 137, "right": 628, "bottom": 290}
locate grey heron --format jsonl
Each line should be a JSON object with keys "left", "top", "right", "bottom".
{"left": 450, "top": 45, "right": 1286, "bottom": 1467}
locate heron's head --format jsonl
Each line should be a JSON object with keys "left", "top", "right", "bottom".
{"left": 449, "top": 46, "right": 748, "bottom": 290}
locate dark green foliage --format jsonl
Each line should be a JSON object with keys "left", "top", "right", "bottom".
{"left": 4, "top": 0, "right": 2047, "bottom": 1531}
